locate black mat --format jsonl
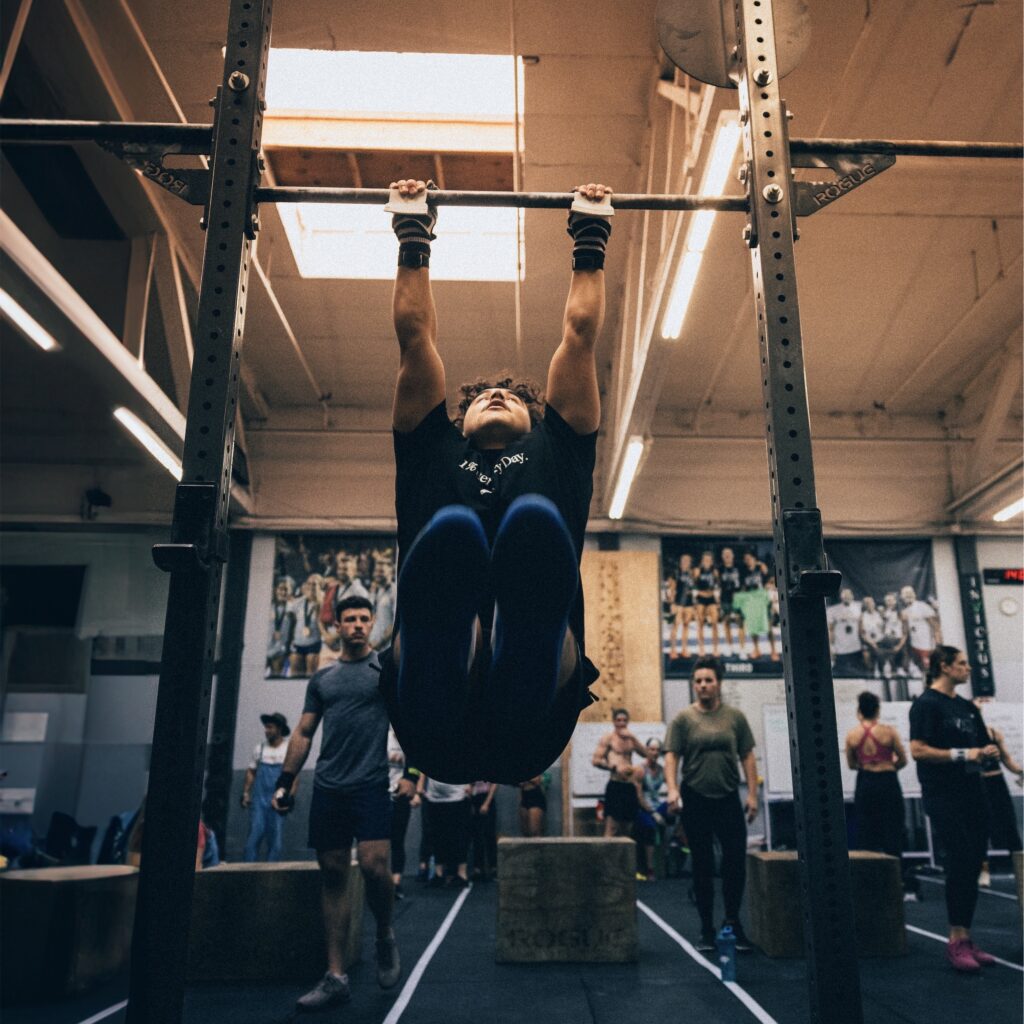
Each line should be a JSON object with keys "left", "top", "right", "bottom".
{"left": 6, "top": 875, "right": 1021, "bottom": 1024}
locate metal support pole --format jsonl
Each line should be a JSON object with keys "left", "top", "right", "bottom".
{"left": 735, "top": 2, "right": 863, "bottom": 1021}
{"left": 125, "top": 2, "right": 271, "bottom": 1022}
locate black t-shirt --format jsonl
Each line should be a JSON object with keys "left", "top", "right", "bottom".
{"left": 393, "top": 401, "right": 597, "bottom": 655}
{"left": 719, "top": 564, "right": 741, "bottom": 600}
{"left": 742, "top": 566, "right": 766, "bottom": 590}
{"left": 696, "top": 567, "right": 718, "bottom": 593}
{"left": 909, "top": 687, "right": 990, "bottom": 797}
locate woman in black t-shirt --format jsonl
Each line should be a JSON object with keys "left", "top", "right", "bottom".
{"left": 909, "top": 646, "right": 1001, "bottom": 972}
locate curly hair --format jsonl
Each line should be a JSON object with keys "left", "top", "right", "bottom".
{"left": 454, "top": 372, "right": 545, "bottom": 430}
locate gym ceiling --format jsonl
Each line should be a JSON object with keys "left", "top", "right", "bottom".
{"left": 1, "top": 0, "right": 1021, "bottom": 536}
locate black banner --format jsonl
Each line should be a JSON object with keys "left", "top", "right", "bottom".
{"left": 661, "top": 536, "right": 941, "bottom": 689}
{"left": 959, "top": 571, "right": 995, "bottom": 696}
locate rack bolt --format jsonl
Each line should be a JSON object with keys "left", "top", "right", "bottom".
{"left": 762, "top": 184, "right": 784, "bottom": 204}
{"left": 753, "top": 68, "right": 772, "bottom": 86}
{"left": 250, "top": 213, "right": 260, "bottom": 233}
{"left": 737, "top": 165, "right": 748, "bottom": 184}
{"left": 742, "top": 224, "right": 752, "bottom": 243}
{"left": 228, "top": 71, "right": 250, "bottom": 92}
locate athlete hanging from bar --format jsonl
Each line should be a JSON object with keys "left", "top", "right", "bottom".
{"left": 379, "top": 178, "right": 612, "bottom": 784}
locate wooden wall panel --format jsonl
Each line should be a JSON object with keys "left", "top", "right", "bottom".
{"left": 579, "top": 550, "right": 662, "bottom": 724}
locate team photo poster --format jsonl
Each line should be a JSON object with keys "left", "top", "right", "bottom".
{"left": 267, "top": 533, "right": 396, "bottom": 678}
{"left": 660, "top": 536, "right": 940, "bottom": 687}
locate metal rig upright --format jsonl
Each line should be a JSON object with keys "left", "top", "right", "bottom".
{"left": 125, "top": 1, "right": 272, "bottom": 1021}
{"left": 734, "top": 1, "right": 863, "bottom": 1020}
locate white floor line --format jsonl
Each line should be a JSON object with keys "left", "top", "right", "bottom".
{"left": 905, "top": 924, "right": 1024, "bottom": 972}
{"left": 382, "top": 885, "right": 472, "bottom": 1024}
{"left": 76, "top": 999, "right": 128, "bottom": 1024}
{"left": 916, "top": 874, "right": 1017, "bottom": 901}
{"left": 637, "top": 901, "right": 779, "bottom": 1024}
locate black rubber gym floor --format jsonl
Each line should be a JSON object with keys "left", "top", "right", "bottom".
{"left": 7, "top": 875, "right": 1021, "bottom": 1024}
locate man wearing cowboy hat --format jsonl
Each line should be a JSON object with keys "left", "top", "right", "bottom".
{"left": 241, "top": 712, "right": 296, "bottom": 861}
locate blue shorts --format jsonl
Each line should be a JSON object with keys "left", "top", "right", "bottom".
{"left": 307, "top": 783, "right": 393, "bottom": 852}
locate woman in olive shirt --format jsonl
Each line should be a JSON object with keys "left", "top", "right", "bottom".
{"left": 665, "top": 656, "right": 758, "bottom": 953}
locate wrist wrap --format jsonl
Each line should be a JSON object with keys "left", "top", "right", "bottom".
{"left": 394, "top": 183, "right": 438, "bottom": 268}
{"left": 275, "top": 770, "right": 295, "bottom": 796}
{"left": 950, "top": 748, "right": 967, "bottom": 762}
{"left": 567, "top": 211, "right": 612, "bottom": 271}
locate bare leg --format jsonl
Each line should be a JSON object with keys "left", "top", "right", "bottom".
{"left": 357, "top": 840, "right": 395, "bottom": 939}
{"left": 317, "top": 849, "right": 354, "bottom": 976}
{"left": 709, "top": 606, "right": 721, "bottom": 656}
{"left": 527, "top": 807, "right": 545, "bottom": 837}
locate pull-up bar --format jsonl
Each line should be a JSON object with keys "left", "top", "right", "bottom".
{"left": 253, "top": 187, "right": 748, "bottom": 210}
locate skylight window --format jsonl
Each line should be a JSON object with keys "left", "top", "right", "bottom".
{"left": 265, "top": 50, "right": 524, "bottom": 281}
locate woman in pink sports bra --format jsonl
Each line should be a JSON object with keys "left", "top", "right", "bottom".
{"left": 845, "top": 691, "right": 913, "bottom": 891}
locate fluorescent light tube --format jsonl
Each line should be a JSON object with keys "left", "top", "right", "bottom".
{"left": 608, "top": 436, "right": 646, "bottom": 521}
{"left": 0, "top": 288, "right": 59, "bottom": 351}
{"left": 114, "top": 407, "right": 183, "bottom": 480}
{"left": 660, "top": 251, "right": 704, "bottom": 339}
{"left": 659, "top": 118, "right": 740, "bottom": 341}
{"left": 701, "top": 123, "right": 742, "bottom": 195}
{"left": 993, "top": 498, "right": 1024, "bottom": 522}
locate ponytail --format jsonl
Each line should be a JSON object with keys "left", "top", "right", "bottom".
{"left": 925, "top": 645, "right": 960, "bottom": 687}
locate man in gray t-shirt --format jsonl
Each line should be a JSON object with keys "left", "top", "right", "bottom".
{"left": 271, "top": 596, "right": 400, "bottom": 1009}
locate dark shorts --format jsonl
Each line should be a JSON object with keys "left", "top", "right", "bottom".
{"left": 696, "top": 595, "right": 717, "bottom": 607}
{"left": 379, "top": 642, "right": 598, "bottom": 786}
{"left": 307, "top": 783, "right": 393, "bottom": 852}
{"left": 604, "top": 779, "right": 639, "bottom": 823}
{"left": 520, "top": 787, "right": 548, "bottom": 811}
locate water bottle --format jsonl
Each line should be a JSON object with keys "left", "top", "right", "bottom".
{"left": 716, "top": 924, "right": 737, "bottom": 982}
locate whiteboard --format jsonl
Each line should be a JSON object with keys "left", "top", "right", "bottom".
{"left": 569, "top": 721, "right": 665, "bottom": 797}
{"left": 763, "top": 701, "right": 1024, "bottom": 800}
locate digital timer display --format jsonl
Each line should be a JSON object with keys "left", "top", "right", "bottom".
{"left": 982, "top": 568, "right": 1024, "bottom": 585}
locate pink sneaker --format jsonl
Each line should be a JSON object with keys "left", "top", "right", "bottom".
{"left": 967, "top": 941, "right": 996, "bottom": 966}
{"left": 946, "top": 938, "right": 981, "bottom": 972}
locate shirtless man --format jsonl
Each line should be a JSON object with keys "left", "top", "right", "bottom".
{"left": 592, "top": 708, "right": 647, "bottom": 837}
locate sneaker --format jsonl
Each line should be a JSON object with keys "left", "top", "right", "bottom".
{"left": 967, "top": 941, "right": 996, "bottom": 966}
{"left": 695, "top": 930, "right": 716, "bottom": 954}
{"left": 903, "top": 891, "right": 920, "bottom": 903}
{"left": 635, "top": 872, "right": 649, "bottom": 882}
{"left": 376, "top": 932, "right": 402, "bottom": 989}
{"left": 978, "top": 868, "right": 992, "bottom": 888}
{"left": 724, "top": 921, "right": 753, "bottom": 953}
{"left": 946, "top": 938, "right": 981, "bottom": 973}
{"left": 297, "top": 972, "right": 351, "bottom": 1011}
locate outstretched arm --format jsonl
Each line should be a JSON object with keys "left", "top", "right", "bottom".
{"left": 546, "top": 183, "right": 610, "bottom": 434}
{"left": 390, "top": 179, "right": 446, "bottom": 432}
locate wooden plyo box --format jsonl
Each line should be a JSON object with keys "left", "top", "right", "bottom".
{"left": 0, "top": 865, "right": 138, "bottom": 1005}
{"left": 187, "top": 861, "right": 364, "bottom": 981}
{"left": 496, "top": 838, "right": 637, "bottom": 963}
{"left": 747, "top": 850, "right": 906, "bottom": 957}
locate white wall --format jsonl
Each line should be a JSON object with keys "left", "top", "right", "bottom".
{"left": 978, "top": 536, "right": 1024, "bottom": 703}
{"left": 0, "top": 530, "right": 170, "bottom": 636}
{"left": 0, "top": 530, "right": 167, "bottom": 843}
{"left": 230, "top": 534, "right": 318, "bottom": 772}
